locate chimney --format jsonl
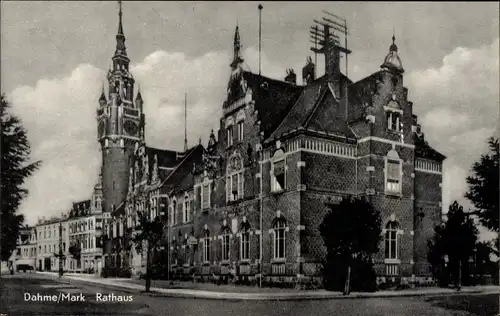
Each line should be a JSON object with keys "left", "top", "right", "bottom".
{"left": 302, "top": 56, "right": 315, "bottom": 85}
{"left": 284, "top": 69, "right": 297, "bottom": 84}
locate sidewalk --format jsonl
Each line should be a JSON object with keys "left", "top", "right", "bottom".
{"left": 36, "top": 271, "right": 500, "bottom": 301}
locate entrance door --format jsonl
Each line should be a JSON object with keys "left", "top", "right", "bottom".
{"left": 44, "top": 257, "right": 51, "bottom": 271}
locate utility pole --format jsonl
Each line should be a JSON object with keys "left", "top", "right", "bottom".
{"left": 457, "top": 260, "right": 462, "bottom": 292}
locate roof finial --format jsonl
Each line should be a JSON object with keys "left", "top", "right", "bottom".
{"left": 392, "top": 25, "right": 395, "bottom": 45}
{"left": 230, "top": 23, "right": 244, "bottom": 69}
{"left": 118, "top": 1, "right": 123, "bottom": 35}
{"left": 99, "top": 82, "right": 107, "bottom": 102}
{"left": 389, "top": 27, "right": 398, "bottom": 52}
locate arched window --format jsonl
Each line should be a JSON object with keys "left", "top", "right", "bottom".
{"left": 172, "top": 238, "right": 178, "bottom": 266}
{"left": 203, "top": 230, "right": 210, "bottom": 263}
{"left": 236, "top": 110, "right": 245, "bottom": 142}
{"left": 273, "top": 218, "right": 287, "bottom": 259}
{"left": 221, "top": 226, "right": 231, "bottom": 262}
{"left": 226, "top": 154, "right": 244, "bottom": 202}
{"left": 240, "top": 221, "right": 251, "bottom": 261}
{"left": 385, "top": 149, "right": 402, "bottom": 195}
{"left": 385, "top": 221, "right": 399, "bottom": 259}
{"left": 183, "top": 193, "right": 190, "bottom": 223}
{"left": 225, "top": 116, "right": 234, "bottom": 147}
{"left": 171, "top": 199, "right": 177, "bottom": 225}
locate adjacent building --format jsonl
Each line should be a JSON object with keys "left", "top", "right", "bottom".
{"left": 98, "top": 5, "right": 444, "bottom": 285}
{"left": 66, "top": 177, "right": 104, "bottom": 274}
{"left": 35, "top": 216, "right": 65, "bottom": 272}
{"left": 9, "top": 226, "right": 37, "bottom": 271}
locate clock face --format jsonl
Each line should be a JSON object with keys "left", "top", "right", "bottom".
{"left": 124, "top": 120, "right": 139, "bottom": 136}
{"left": 98, "top": 120, "right": 106, "bottom": 138}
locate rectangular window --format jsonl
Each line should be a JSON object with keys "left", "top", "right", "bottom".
{"left": 272, "top": 160, "right": 286, "bottom": 192}
{"left": 203, "top": 238, "right": 210, "bottom": 263}
{"left": 231, "top": 174, "right": 238, "bottom": 200}
{"left": 241, "top": 233, "right": 250, "bottom": 260}
{"left": 222, "top": 235, "right": 230, "bottom": 261}
{"left": 238, "top": 172, "right": 244, "bottom": 199}
{"left": 226, "top": 127, "right": 233, "bottom": 147}
{"left": 387, "top": 112, "right": 400, "bottom": 131}
{"left": 202, "top": 184, "right": 210, "bottom": 209}
{"left": 183, "top": 198, "right": 190, "bottom": 223}
{"left": 386, "top": 160, "right": 401, "bottom": 193}
{"left": 237, "top": 121, "right": 244, "bottom": 142}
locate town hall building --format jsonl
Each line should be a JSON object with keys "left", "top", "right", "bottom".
{"left": 98, "top": 4, "right": 445, "bottom": 285}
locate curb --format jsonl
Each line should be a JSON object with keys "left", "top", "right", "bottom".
{"left": 35, "top": 272, "right": 498, "bottom": 301}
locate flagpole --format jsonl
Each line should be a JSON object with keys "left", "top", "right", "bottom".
{"left": 258, "top": 4, "right": 263, "bottom": 75}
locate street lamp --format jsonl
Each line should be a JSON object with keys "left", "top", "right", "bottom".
{"left": 54, "top": 213, "right": 66, "bottom": 278}
{"left": 95, "top": 226, "right": 103, "bottom": 275}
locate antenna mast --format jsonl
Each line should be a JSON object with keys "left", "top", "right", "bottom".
{"left": 311, "top": 11, "right": 350, "bottom": 118}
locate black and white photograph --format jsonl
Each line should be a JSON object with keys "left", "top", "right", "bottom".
{"left": 1, "top": 1, "right": 499, "bottom": 315}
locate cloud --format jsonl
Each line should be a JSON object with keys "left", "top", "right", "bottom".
{"left": 8, "top": 34, "right": 499, "bottom": 244}
{"left": 406, "top": 38, "right": 499, "bottom": 232}
{"left": 8, "top": 46, "right": 291, "bottom": 225}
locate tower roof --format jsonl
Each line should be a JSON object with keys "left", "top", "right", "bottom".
{"left": 99, "top": 84, "right": 107, "bottom": 102}
{"left": 230, "top": 25, "right": 244, "bottom": 69}
{"left": 381, "top": 35, "right": 404, "bottom": 73}
{"left": 135, "top": 85, "right": 143, "bottom": 101}
{"left": 114, "top": 1, "right": 127, "bottom": 57}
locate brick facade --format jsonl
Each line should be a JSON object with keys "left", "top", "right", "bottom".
{"left": 98, "top": 10, "right": 446, "bottom": 286}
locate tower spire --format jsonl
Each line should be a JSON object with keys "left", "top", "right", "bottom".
{"left": 230, "top": 24, "right": 244, "bottom": 69}
{"left": 184, "top": 92, "right": 188, "bottom": 152}
{"left": 115, "top": 1, "right": 127, "bottom": 56}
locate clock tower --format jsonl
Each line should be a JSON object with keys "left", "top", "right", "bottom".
{"left": 97, "top": 2, "right": 144, "bottom": 215}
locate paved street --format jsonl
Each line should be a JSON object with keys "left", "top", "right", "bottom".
{"left": 1, "top": 273, "right": 497, "bottom": 316}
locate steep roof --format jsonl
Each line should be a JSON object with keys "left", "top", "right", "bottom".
{"left": 414, "top": 134, "right": 446, "bottom": 162}
{"left": 161, "top": 144, "right": 205, "bottom": 194}
{"left": 145, "top": 147, "right": 180, "bottom": 168}
{"left": 241, "top": 71, "right": 303, "bottom": 139}
{"left": 268, "top": 74, "right": 356, "bottom": 141}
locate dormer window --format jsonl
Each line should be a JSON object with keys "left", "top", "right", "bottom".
{"left": 387, "top": 112, "right": 400, "bottom": 131}
{"left": 385, "top": 100, "right": 402, "bottom": 132}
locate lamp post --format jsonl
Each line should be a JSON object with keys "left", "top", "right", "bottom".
{"left": 95, "top": 226, "right": 102, "bottom": 276}
{"left": 55, "top": 213, "right": 66, "bottom": 278}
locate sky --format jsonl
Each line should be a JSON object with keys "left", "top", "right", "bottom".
{"left": 1, "top": 1, "right": 498, "bottom": 240}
